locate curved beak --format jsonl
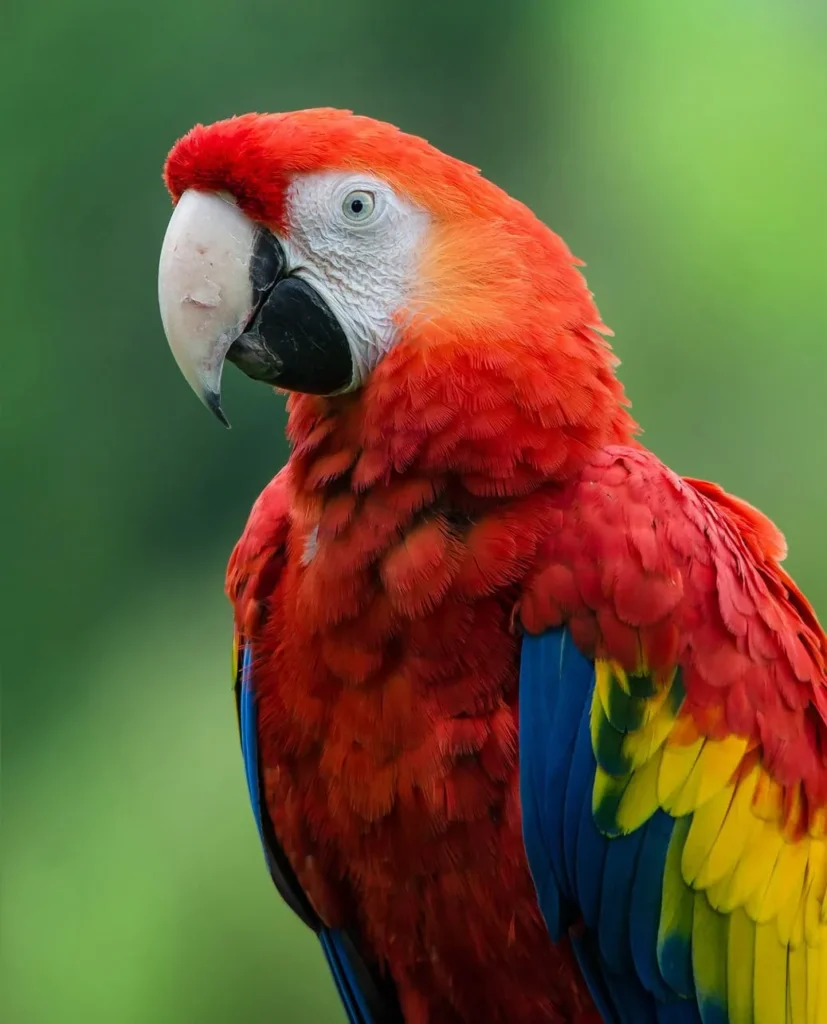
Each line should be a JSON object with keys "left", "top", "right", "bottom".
{"left": 158, "top": 190, "right": 283, "bottom": 426}
{"left": 158, "top": 189, "right": 355, "bottom": 426}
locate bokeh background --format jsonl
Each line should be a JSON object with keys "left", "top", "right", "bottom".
{"left": 4, "top": 1, "right": 826, "bottom": 1021}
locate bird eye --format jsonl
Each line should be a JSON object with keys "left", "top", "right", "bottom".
{"left": 342, "top": 190, "right": 376, "bottom": 223}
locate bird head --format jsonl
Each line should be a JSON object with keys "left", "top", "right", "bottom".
{"left": 159, "top": 109, "right": 633, "bottom": 472}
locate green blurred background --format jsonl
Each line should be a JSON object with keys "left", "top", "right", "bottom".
{"left": 4, "top": 1, "right": 826, "bottom": 1021}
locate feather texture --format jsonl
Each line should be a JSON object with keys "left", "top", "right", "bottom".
{"left": 519, "top": 447, "right": 827, "bottom": 1024}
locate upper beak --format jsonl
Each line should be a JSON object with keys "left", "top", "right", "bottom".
{"left": 158, "top": 189, "right": 283, "bottom": 426}
{"left": 159, "top": 188, "right": 356, "bottom": 423}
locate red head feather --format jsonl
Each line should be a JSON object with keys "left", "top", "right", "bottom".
{"left": 167, "top": 107, "right": 529, "bottom": 226}
{"left": 164, "top": 109, "right": 638, "bottom": 491}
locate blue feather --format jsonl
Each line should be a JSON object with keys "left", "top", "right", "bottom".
{"left": 240, "top": 645, "right": 266, "bottom": 842}
{"left": 519, "top": 630, "right": 592, "bottom": 937}
{"left": 569, "top": 930, "right": 622, "bottom": 1024}
{"left": 518, "top": 631, "right": 566, "bottom": 934}
{"left": 570, "top": 927, "right": 661, "bottom": 1024}
{"left": 519, "top": 627, "right": 702, "bottom": 1023}
{"left": 655, "top": 999, "right": 703, "bottom": 1023}
{"left": 563, "top": 682, "right": 596, "bottom": 910}
{"left": 599, "top": 963, "right": 660, "bottom": 1024}
{"left": 598, "top": 824, "right": 645, "bottom": 974}
{"left": 630, "top": 811, "right": 676, "bottom": 1002}
{"left": 320, "top": 930, "right": 381, "bottom": 1024}
{"left": 575, "top": 780, "right": 606, "bottom": 931}
{"left": 320, "top": 931, "right": 363, "bottom": 1024}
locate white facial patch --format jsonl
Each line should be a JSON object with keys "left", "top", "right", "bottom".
{"left": 281, "top": 171, "right": 431, "bottom": 389}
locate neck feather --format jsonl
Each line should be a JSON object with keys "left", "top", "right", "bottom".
{"left": 285, "top": 323, "right": 637, "bottom": 523}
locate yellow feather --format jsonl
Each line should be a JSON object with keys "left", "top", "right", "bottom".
{"left": 804, "top": 843, "right": 826, "bottom": 948}
{"left": 783, "top": 783, "right": 806, "bottom": 842}
{"left": 682, "top": 782, "right": 736, "bottom": 885}
{"left": 724, "top": 820, "right": 785, "bottom": 913}
{"left": 623, "top": 687, "right": 681, "bottom": 767}
{"left": 595, "top": 660, "right": 612, "bottom": 718}
{"left": 814, "top": 942, "right": 827, "bottom": 1024}
{"left": 589, "top": 690, "right": 609, "bottom": 762}
{"left": 754, "top": 920, "right": 788, "bottom": 1024}
{"left": 727, "top": 906, "right": 755, "bottom": 1022}
{"left": 753, "top": 770, "right": 785, "bottom": 823}
{"left": 658, "top": 735, "right": 704, "bottom": 807}
{"left": 591, "top": 764, "right": 632, "bottom": 836}
{"left": 610, "top": 659, "right": 631, "bottom": 694}
{"left": 809, "top": 807, "right": 827, "bottom": 840}
{"left": 778, "top": 845, "right": 810, "bottom": 947}
{"left": 806, "top": 944, "right": 820, "bottom": 1024}
{"left": 696, "top": 766, "right": 760, "bottom": 888}
{"left": 787, "top": 940, "right": 807, "bottom": 1024}
{"left": 706, "top": 864, "right": 736, "bottom": 914}
{"left": 789, "top": 879, "right": 808, "bottom": 950}
{"left": 751, "top": 837, "right": 809, "bottom": 929}
{"left": 638, "top": 690, "right": 673, "bottom": 728}
{"left": 668, "top": 734, "right": 748, "bottom": 817}
{"left": 804, "top": 890, "right": 821, "bottom": 952}
{"left": 691, "top": 891, "right": 728, "bottom": 1014}
{"left": 658, "top": 815, "right": 693, "bottom": 962}
{"left": 820, "top": 849, "right": 827, "bottom": 925}
{"left": 615, "top": 746, "right": 662, "bottom": 833}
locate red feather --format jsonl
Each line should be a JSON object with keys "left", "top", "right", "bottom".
{"left": 522, "top": 447, "right": 827, "bottom": 813}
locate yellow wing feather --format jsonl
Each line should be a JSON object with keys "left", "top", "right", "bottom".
{"left": 667, "top": 733, "right": 749, "bottom": 817}
{"left": 786, "top": 941, "right": 807, "bottom": 1024}
{"left": 727, "top": 906, "right": 755, "bottom": 1021}
{"left": 591, "top": 657, "right": 827, "bottom": 1023}
{"left": 681, "top": 782, "right": 736, "bottom": 884}
{"left": 805, "top": 945, "right": 821, "bottom": 1024}
{"left": 754, "top": 919, "right": 789, "bottom": 1024}
{"left": 695, "top": 767, "right": 762, "bottom": 889}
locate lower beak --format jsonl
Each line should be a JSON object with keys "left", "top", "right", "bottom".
{"left": 158, "top": 189, "right": 354, "bottom": 426}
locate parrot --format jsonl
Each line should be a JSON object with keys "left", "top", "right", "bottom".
{"left": 157, "top": 108, "right": 827, "bottom": 1024}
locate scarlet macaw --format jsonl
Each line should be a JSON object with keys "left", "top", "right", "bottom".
{"left": 157, "top": 109, "right": 827, "bottom": 1024}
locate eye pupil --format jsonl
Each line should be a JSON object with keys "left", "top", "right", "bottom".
{"left": 350, "top": 199, "right": 364, "bottom": 214}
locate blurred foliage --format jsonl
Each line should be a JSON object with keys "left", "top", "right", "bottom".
{"left": 3, "top": 0, "right": 826, "bottom": 1021}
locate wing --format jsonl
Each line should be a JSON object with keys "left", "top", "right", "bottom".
{"left": 228, "top": 471, "right": 403, "bottom": 1024}
{"left": 517, "top": 447, "right": 827, "bottom": 1024}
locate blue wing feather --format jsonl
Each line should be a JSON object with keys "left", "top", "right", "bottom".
{"left": 519, "top": 628, "right": 576, "bottom": 937}
{"left": 572, "top": 696, "right": 607, "bottom": 931}
{"left": 320, "top": 931, "right": 377, "bottom": 1024}
{"left": 575, "top": 781, "right": 606, "bottom": 932}
{"left": 519, "top": 627, "right": 598, "bottom": 941}
{"left": 320, "top": 931, "right": 362, "bottom": 1023}
{"left": 519, "top": 628, "right": 703, "bottom": 1024}
{"left": 597, "top": 822, "right": 644, "bottom": 975}
{"left": 563, "top": 689, "right": 594, "bottom": 912}
{"left": 630, "top": 811, "right": 678, "bottom": 1003}
{"left": 569, "top": 929, "right": 623, "bottom": 1024}
{"left": 240, "top": 645, "right": 264, "bottom": 839}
